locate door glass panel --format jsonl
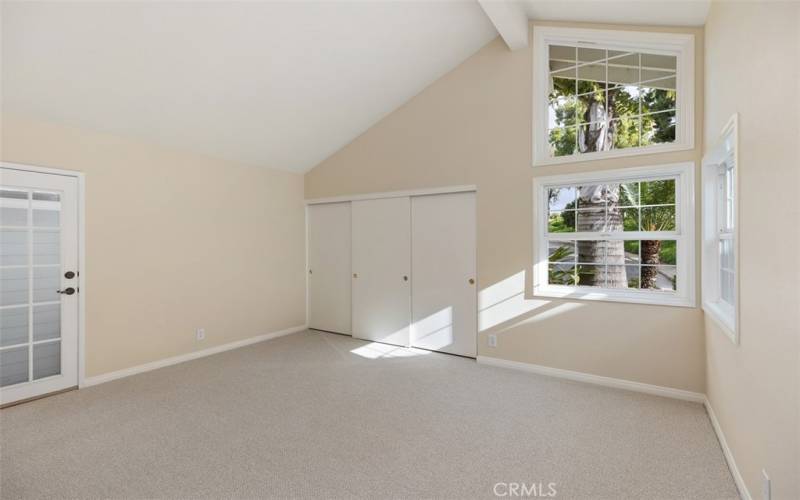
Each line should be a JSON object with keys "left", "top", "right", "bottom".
{"left": 33, "top": 231, "right": 59, "bottom": 265}
{"left": 33, "top": 304, "right": 60, "bottom": 341}
{"left": 0, "top": 267, "right": 28, "bottom": 306}
{"left": 0, "top": 177, "right": 71, "bottom": 398}
{"left": 32, "top": 192, "right": 60, "bottom": 227}
{"left": 0, "top": 345, "right": 29, "bottom": 387}
{"left": 33, "top": 341, "right": 60, "bottom": 380}
{"left": 0, "top": 307, "right": 29, "bottom": 347}
{"left": 0, "top": 207, "right": 28, "bottom": 226}
{"left": 0, "top": 189, "right": 29, "bottom": 226}
{"left": 33, "top": 266, "right": 60, "bottom": 303}
{"left": 0, "top": 229, "right": 28, "bottom": 266}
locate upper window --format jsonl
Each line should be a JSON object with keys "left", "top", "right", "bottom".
{"left": 702, "top": 114, "right": 738, "bottom": 342}
{"left": 532, "top": 163, "right": 695, "bottom": 307}
{"left": 533, "top": 27, "right": 695, "bottom": 166}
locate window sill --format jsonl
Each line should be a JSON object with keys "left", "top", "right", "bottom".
{"left": 702, "top": 300, "right": 738, "bottom": 344}
{"left": 533, "top": 141, "right": 694, "bottom": 168}
{"left": 533, "top": 285, "right": 695, "bottom": 308}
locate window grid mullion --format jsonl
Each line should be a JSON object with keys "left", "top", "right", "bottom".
{"left": 574, "top": 45, "right": 579, "bottom": 154}
{"left": 603, "top": 239, "right": 608, "bottom": 287}
{"left": 26, "top": 190, "right": 33, "bottom": 384}
{"left": 604, "top": 49, "right": 609, "bottom": 147}
{"left": 553, "top": 232, "right": 682, "bottom": 241}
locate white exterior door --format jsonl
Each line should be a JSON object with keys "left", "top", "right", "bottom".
{"left": 0, "top": 167, "right": 79, "bottom": 406}
{"left": 351, "top": 197, "right": 411, "bottom": 347}
{"left": 308, "top": 202, "right": 351, "bottom": 335}
{"left": 411, "top": 192, "right": 477, "bottom": 357}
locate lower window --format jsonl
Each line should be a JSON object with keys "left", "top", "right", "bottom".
{"left": 548, "top": 239, "right": 676, "bottom": 291}
{"left": 533, "top": 163, "right": 695, "bottom": 307}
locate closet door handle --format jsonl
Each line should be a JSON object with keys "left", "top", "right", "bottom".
{"left": 403, "top": 275, "right": 408, "bottom": 282}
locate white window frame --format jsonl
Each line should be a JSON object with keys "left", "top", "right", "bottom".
{"left": 532, "top": 162, "right": 696, "bottom": 307}
{"left": 701, "top": 114, "right": 739, "bottom": 343}
{"left": 532, "top": 26, "right": 695, "bottom": 167}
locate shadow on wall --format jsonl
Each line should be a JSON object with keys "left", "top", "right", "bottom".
{"left": 479, "top": 270, "right": 583, "bottom": 335}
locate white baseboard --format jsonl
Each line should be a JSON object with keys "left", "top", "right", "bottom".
{"left": 476, "top": 355, "right": 706, "bottom": 403}
{"left": 81, "top": 324, "right": 307, "bottom": 388}
{"left": 704, "top": 398, "right": 751, "bottom": 500}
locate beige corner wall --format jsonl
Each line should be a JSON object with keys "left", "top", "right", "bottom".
{"left": 305, "top": 22, "right": 706, "bottom": 393}
{"left": 704, "top": 2, "right": 800, "bottom": 499}
{"left": 1, "top": 113, "right": 307, "bottom": 378}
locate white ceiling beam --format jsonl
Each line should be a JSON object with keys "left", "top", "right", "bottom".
{"left": 477, "top": 0, "right": 529, "bottom": 51}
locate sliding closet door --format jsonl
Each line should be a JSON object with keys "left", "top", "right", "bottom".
{"left": 307, "top": 202, "right": 351, "bottom": 335}
{"left": 351, "top": 197, "right": 410, "bottom": 347}
{"left": 411, "top": 192, "right": 477, "bottom": 357}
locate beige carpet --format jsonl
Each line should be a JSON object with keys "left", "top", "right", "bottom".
{"left": 1, "top": 330, "right": 737, "bottom": 499}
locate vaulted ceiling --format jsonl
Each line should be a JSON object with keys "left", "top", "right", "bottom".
{"left": 1, "top": 1, "right": 710, "bottom": 173}
{"left": 2, "top": 1, "right": 497, "bottom": 172}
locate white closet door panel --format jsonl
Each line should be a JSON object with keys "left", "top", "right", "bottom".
{"left": 411, "top": 192, "right": 477, "bottom": 357}
{"left": 307, "top": 202, "right": 351, "bottom": 335}
{"left": 351, "top": 197, "right": 410, "bottom": 347}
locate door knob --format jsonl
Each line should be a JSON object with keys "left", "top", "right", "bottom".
{"left": 469, "top": 278, "right": 475, "bottom": 285}
{"left": 403, "top": 276, "right": 408, "bottom": 281}
{"left": 64, "top": 271, "right": 76, "bottom": 279}
{"left": 57, "top": 287, "right": 76, "bottom": 295}
{"left": 309, "top": 269, "right": 312, "bottom": 274}
{"left": 353, "top": 273, "right": 358, "bottom": 278}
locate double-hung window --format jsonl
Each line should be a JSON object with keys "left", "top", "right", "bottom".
{"left": 533, "top": 26, "right": 695, "bottom": 166}
{"left": 702, "top": 115, "right": 738, "bottom": 341}
{"left": 533, "top": 163, "right": 695, "bottom": 307}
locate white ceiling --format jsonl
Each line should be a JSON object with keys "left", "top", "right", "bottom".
{"left": 2, "top": 1, "right": 711, "bottom": 173}
{"left": 1, "top": 1, "right": 497, "bottom": 173}
{"left": 521, "top": 0, "right": 711, "bottom": 28}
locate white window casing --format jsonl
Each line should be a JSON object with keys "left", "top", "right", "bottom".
{"left": 533, "top": 26, "right": 695, "bottom": 166}
{"left": 702, "top": 114, "right": 739, "bottom": 343}
{"left": 532, "top": 162, "right": 696, "bottom": 307}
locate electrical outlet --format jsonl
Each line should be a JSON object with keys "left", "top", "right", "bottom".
{"left": 196, "top": 328, "right": 206, "bottom": 341}
{"left": 762, "top": 469, "right": 770, "bottom": 500}
{"left": 488, "top": 334, "right": 497, "bottom": 348}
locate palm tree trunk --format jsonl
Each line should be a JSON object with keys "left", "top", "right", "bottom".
{"left": 640, "top": 240, "right": 662, "bottom": 288}
{"left": 605, "top": 198, "right": 627, "bottom": 287}
{"left": 576, "top": 185, "right": 627, "bottom": 288}
{"left": 575, "top": 95, "right": 627, "bottom": 289}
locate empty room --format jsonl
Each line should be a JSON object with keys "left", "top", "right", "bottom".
{"left": 0, "top": 0, "right": 798, "bottom": 499}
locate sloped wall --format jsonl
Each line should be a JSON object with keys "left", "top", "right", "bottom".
{"left": 1, "top": 114, "right": 307, "bottom": 377}
{"left": 305, "top": 22, "right": 706, "bottom": 393}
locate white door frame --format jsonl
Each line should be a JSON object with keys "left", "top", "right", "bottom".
{"left": 1, "top": 161, "right": 87, "bottom": 390}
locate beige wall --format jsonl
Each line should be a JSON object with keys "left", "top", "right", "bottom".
{"left": 704, "top": 2, "right": 800, "bottom": 499}
{"left": 1, "top": 114, "right": 307, "bottom": 378}
{"left": 306, "top": 22, "right": 706, "bottom": 393}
